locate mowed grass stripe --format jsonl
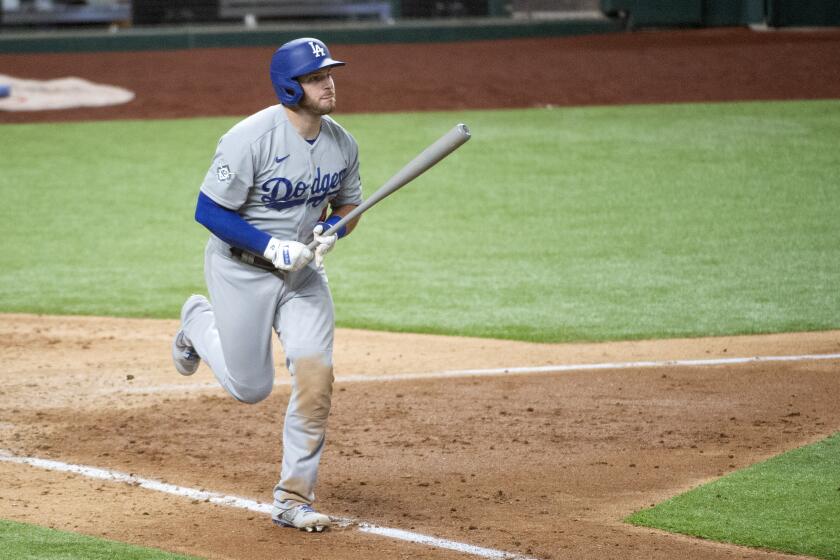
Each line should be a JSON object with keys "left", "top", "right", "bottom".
{"left": 1, "top": 101, "right": 838, "bottom": 342}
{"left": 627, "top": 432, "right": 840, "bottom": 560}
{"left": 0, "top": 518, "right": 202, "bottom": 560}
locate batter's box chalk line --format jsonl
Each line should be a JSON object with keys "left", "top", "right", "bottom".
{"left": 0, "top": 450, "right": 536, "bottom": 560}
{"left": 114, "top": 352, "right": 840, "bottom": 396}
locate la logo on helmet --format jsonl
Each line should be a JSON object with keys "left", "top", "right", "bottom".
{"left": 308, "top": 41, "right": 325, "bottom": 57}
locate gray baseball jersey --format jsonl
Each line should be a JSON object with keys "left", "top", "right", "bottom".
{"left": 182, "top": 106, "right": 362, "bottom": 509}
{"left": 200, "top": 105, "right": 362, "bottom": 247}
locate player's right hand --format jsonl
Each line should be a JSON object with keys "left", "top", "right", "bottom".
{"left": 264, "top": 238, "right": 314, "bottom": 272}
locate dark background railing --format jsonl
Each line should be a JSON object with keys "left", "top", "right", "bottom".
{"left": 0, "top": 0, "right": 837, "bottom": 29}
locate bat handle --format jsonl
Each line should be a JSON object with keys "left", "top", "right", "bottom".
{"left": 306, "top": 215, "right": 354, "bottom": 251}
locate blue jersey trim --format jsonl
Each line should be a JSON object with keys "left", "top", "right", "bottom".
{"left": 195, "top": 191, "right": 271, "bottom": 255}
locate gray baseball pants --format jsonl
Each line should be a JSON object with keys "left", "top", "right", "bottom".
{"left": 182, "top": 236, "right": 335, "bottom": 507}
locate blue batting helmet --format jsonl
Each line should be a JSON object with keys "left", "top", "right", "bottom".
{"left": 269, "top": 37, "right": 345, "bottom": 106}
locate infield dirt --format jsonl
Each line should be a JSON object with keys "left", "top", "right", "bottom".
{"left": 1, "top": 27, "right": 839, "bottom": 560}
{"left": 1, "top": 314, "right": 839, "bottom": 559}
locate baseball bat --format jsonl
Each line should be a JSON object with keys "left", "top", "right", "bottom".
{"left": 307, "top": 123, "right": 471, "bottom": 250}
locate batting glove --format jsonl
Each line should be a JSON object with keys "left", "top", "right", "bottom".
{"left": 264, "top": 238, "right": 314, "bottom": 272}
{"left": 312, "top": 224, "right": 338, "bottom": 268}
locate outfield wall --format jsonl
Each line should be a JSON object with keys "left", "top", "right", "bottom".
{"left": 0, "top": 16, "right": 623, "bottom": 54}
{"left": 1, "top": 0, "right": 837, "bottom": 55}
{"left": 600, "top": 0, "right": 840, "bottom": 29}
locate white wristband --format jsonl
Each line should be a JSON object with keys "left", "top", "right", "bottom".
{"left": 263, "top": 237, "right": 281, "bottom": 261}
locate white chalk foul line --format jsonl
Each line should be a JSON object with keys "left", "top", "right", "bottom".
{"left": 0, "top": 451, "right": 535, "bottom": 560}
{"left": 0, "top": 451, "right": 271, "bottom": 514}
{"left": 334, "top": 352, "right": 840, "bottom": 381}
{"left": 355, "top": 524, "right": 525, "bottom": 559}
{"left": 118, "top": 352, "right": 840, "bottom": 395}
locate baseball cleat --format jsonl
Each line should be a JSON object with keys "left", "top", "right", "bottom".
{"left": 271, "top": 503, "right": 331, "bottom": 532}
{"left": 171, "top": 330, "right": 200, "bottom": 375}
{"left": 172, "top": 294, "right": 209, "bottom": 375}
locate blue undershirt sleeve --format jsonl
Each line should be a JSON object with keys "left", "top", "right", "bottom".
{"left": 194, "top": 191, "right": 271, "bottom": 256}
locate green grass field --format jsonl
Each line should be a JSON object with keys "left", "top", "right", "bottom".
{"left": 0, "top": 519, "right": 201, "bottom": 560}
{"left": 627, "top": 432, "right": 840, "bottom": 559}
{"left": 1, "top": 100, "right": 839, "bottom": 341}
{"left": 2, "top": 99, "right": 839, "bottom": 558}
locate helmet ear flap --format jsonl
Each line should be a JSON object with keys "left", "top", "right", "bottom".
{"left": 272, "top": 76, "right": 303, "bottom": 106}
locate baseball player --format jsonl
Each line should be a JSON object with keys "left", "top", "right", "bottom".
{"left": 171, "top": 37, "right": 362, "bottom": 533}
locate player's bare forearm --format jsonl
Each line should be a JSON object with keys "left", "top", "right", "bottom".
{"left": 329, "top": 204, "right": 360, "bottom": 237}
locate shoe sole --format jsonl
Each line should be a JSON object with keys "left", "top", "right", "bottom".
{"left": 172, "top": 330, "right": 200, "bottom": 376}
{"left": 271, "top": 518, "right": 329, "bottom": 532}
{"left": 173, "top": 295, "right": 208, "bottom": 376}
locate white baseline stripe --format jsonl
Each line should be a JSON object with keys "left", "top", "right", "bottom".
{"left": 333, "top": 352, "right": 840, "bottom": 382}
{"left": 119, "top": 352, "right": 840, "bottom": 395}
{"left": 0, "top": 452, "right": 271, "bottom": 515}
{"left": 0, "top": 451, "right": 536, "bottom": 560}
{"left": 357, "top": 524, "right": 523, "bottom": 559}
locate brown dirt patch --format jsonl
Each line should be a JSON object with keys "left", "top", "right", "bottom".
{"left": 1, "top": 313, "right": 839, "bottom": 559}
{"left": 1, "top": 27, "right": 840, "bottom": 124}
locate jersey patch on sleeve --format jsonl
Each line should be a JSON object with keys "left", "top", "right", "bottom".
{"left": 216, "top": 164, "right": 233, "bottom": 182}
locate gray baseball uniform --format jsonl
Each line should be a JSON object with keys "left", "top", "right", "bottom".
{"left": 181, "top": 105, "right": 362, "bottom": 508}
